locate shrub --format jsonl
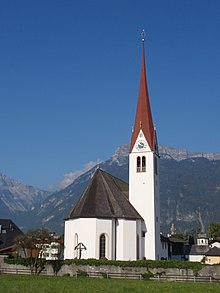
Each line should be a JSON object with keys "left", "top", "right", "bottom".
{"left": 48, "top": 260, "right": 64, "bottom": 276}
{"left": 62, "top": 273, "right": 70, "bottom": 277}
{"left": 76, "top": 270, "right": 88, "bottom": 278}
{"left": 141, "top": 270, "right": 154, "bottom": 280}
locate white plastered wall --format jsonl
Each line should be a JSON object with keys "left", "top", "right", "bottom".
{"left": 95, "top": 218, "right": 114, "bottom": 260}
{"left": 129, "top": 131, "right": 161, "bottom": 260}
{"left": 116, "top": 219, "right": 137, "bottom": 261}
{"left": 64, "top": 218, "right": 114, "bottom": 260}
{"left": 189, "top": 254, "right": 204, "bottom": 262}
{"left": 64, "top": 218, "right": 142, "bottom": 261}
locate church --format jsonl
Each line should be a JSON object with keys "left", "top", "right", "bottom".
{"left": 64, "top": 36, "right": 162, "bottom": 261}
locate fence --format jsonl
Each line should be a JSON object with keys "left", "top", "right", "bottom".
{"left": 86, "top": 271, "right": 143, "bottom": 280}
{"left": 0, "top": 267, "right": 220, "bottom": 283}
{"left": 0, "top": 267, "right": 47, "bottom": 275}
{"left": 150, "top": 275, "right": 219, "bottom": 283}
{"left": 79, "top": 271, "right": 220, "bottom": 283}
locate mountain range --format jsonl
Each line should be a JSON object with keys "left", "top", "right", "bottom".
{"left": 0, "top": 173, "right": 49, "bottom": 217}
{"left": 1, "top": 144, "right": 220, "bottom": 235}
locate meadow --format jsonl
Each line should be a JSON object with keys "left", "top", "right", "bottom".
{"left": 0, "top": 275, "right": 219, "bottom": 293}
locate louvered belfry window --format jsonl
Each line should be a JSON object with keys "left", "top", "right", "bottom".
{"left": 137, "top": 156, "right": 141, "bottom": 172}
{"left": 137, "top": 156, "right": 146, "bottom": 172}
{"left": 142, "top": 156, "right": 146, "bottom": 172}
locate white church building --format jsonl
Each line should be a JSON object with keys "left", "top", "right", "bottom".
{"left": 64, "top": 37, "right": 162, "bottom": 261}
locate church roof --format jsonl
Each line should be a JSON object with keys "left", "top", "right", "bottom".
{"left": 130, "top": 41, "right": 155, "bottom": 152}
{"left": 67, "top": 168, "right": 142, "bottom": 220}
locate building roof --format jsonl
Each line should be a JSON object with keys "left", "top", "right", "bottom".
{"left": 197, "top": 232, "right": 208, "bottom": 239}
{"left": 205, "top": 246, "right": 220, "bottom": 256}
{"left": 0, "top": 219, "right": 23, "bottom": 252}
{"left": 188, "top": 244, "right": 210, "bottom": 256}
{"left": 66, "top": 168, "right": 143, "bottom": 220}
{"left": 130, "top": 41, "right": 155, "bottom": 152}
{"left": 169, "top": 237, "right": 186, "bottom": 243}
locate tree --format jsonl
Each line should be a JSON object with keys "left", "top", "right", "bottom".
{"left": 208, "top": 222, "right": 220, "bottom": 239}
{"left": 14, "top": 229, "right": 53, "bottom": 274}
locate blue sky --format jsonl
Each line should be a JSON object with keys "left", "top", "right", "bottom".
{"left": 0, "top": 0, "right": 220, "bottom": 190}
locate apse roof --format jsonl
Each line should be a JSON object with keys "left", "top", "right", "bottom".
{"left": 66, "top": 168, "right": 142, "bottom": 220}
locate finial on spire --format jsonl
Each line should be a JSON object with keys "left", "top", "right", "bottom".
{"left": 141, "top": 29, "right": 146, "bottom": 43}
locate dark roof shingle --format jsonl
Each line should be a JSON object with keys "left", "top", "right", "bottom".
{"left": 67, "top": 169, "right": 142, "bottom": 220}
{"left": 188, "top": 245, "right": 210, "bottom": 255}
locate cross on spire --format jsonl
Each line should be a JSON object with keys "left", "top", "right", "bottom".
{"left": 141, "top": 29, "right": 146, "bottom": 42}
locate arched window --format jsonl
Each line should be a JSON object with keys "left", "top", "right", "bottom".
{"left": 99, "top": 234, "right": 106, "bottom": 259}
{"left": 137, "top": 156, "right": 141, "bottom": 172}
{"left": 142, "top": 156, "right": 146, "bottom": 172}
{"left": 137, "top": 156, "right": 146, "bottom": 172}
{"left": 74, "top": 233, "right": 78, "bottom": 258}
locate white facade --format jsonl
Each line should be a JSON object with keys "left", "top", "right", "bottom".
{"left": 188, "top": 254, "right": 205, "bottom": 262}
{"left": 37, "top": 242, "right": 61, "bottom": 260}
{"left": 64, "top": 217, "right": 141, "bottom": 260}
{"left": 129, "top": 130, "right": 161, "bottom": 260}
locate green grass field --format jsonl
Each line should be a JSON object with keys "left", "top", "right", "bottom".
{"left": 0, "top": 274, "right": 219, "bottom": 293}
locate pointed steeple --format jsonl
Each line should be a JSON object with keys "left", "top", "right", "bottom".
{"left": 130, "top": 36, "right": 155, "bottom": 152}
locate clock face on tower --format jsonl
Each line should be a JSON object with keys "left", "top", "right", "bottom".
{"left": 136, "top": 140, "right": 147, "bottom": 151}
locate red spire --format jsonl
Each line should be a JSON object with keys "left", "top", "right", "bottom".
{"left": 130, "top": 41, "right": 155, "bottom": 152}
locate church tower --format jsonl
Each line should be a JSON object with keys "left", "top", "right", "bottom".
{"left": 129, "top": 34, "right": 161, "bottom": 260}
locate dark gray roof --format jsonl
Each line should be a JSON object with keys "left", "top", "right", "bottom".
{"left": 197, "top": 232, "right": 208, "bottom": 239}
{"left": 169, "top": 237, "right": 186, "bottom": 243}
{"left": 188, "top": 245, "right": 210, "bottom": 255}
{"left": 0, "top": 219, "right": 23, "bottom": 252}
{"left": 205, "top": 246, "right": 220, "bottom": 256}
{"left": 67, "top": 168, "right": 142, "bottom": 220}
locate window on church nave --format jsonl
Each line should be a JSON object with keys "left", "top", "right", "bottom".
{"left": 99, "top": 234, "right": 106, "bottom": 259}
{"left": 74, "top": 233, "right": 78, "bottom": 258}
{"left": 137, "top": 156, "right": 146, "bottom": 172}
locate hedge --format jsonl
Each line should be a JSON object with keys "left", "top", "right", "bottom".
{"left": 63, "top": 258, "right": 203, "bottom": 271}
{"left": 4, "top": 257, "right": 203, "bottom": 275}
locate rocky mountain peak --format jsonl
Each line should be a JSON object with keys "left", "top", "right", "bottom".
{"left": 110, "top": 144, "right": 129, "bottom": 166}
{"left": 0, "top": 172, "right": 50, "bottom": 215}
{"left": 159, "top": 145, "right": 220, "bottom": 161}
